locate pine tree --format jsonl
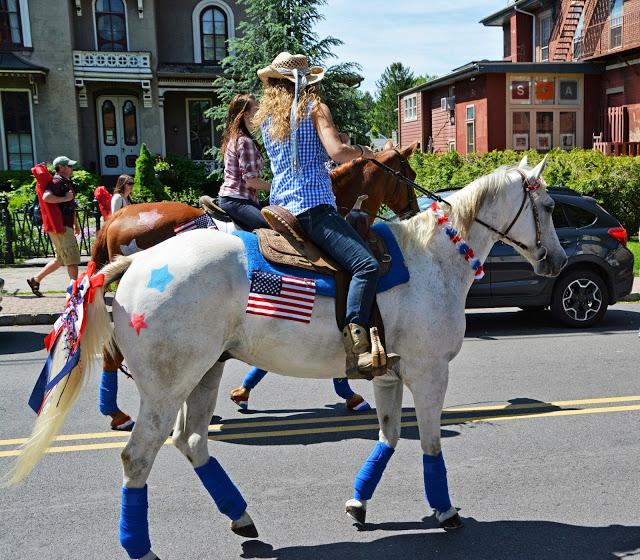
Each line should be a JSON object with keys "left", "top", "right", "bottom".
{"left": 133, "top": 143, "right": 165, "bottom": 202}
{"left": 371, "top": 63, "right": 433, "bottom": 138}
{"left": 208, "top": 0, "right": 370, "bottom": 144}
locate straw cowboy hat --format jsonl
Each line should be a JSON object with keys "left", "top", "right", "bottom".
{"left": 257, "top": 52, "right": 324, "bottom": 84}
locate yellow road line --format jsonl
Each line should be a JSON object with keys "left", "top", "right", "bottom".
{"left": 0, "top": 401, "right": 638, "bottom": 458}
{"left": 2, "top": 394, "right": 639, "bottom": 448}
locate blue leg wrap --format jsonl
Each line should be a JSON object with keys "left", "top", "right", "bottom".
{"left": 354, "top": 441, "right": 395, "bottom": 501}
{"left": 120, "top": 486, "right": 151, "bottom": 559}
{"left": 333, "top": 378, "right": 355, "bottom": 400}
{"left": 423, "top": 452, "right": 452, "bottom": 513}
{"left": 99, "top": 370, "right": 119, "bottom": 416}
{"left": 195, "top": 457, "right": 247, "bottom": 521}
{"left": 242, "top": 367, "right": 268, "bottom": 390}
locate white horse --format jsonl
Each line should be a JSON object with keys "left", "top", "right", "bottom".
{"left": 9, "top": 156, "right": 566, "bottom": 559}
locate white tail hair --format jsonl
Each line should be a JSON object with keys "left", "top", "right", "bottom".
{"left": 3, "top": 256, "right": 134, "bottom": 486}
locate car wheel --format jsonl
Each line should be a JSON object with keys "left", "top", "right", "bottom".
{"left": 519, "top": 306, "right": 546, "bottom": 312}
{"left": 551, "top": 269, "right": 609, "bottom": 327}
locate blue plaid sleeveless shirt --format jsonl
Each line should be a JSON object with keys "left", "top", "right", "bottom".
{"left": 261, "top": 104, "right": 336, "bottom": 216}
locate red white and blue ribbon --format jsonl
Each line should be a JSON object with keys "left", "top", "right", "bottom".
{"left": 28, "top": 262, "right": 105, "bottom": 415}
{"left": 430, "top": 202, "right": 485, "bottom": 281}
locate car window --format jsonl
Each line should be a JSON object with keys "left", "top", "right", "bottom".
{"left": 552, "top": 203, "right": 570, "bottom": 228}
{"left": 562, "top": 203, "right": 596, "bottom": 228}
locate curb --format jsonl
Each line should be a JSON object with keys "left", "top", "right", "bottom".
{"left": 0, "top": 313, "right": 58, "bottom": 327}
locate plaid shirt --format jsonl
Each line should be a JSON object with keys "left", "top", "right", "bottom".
{"left": 262, "top": 104, "right": 336, "bottom": 216}
{"left": 219, "top": 135, "right": 263, "bottom": 202}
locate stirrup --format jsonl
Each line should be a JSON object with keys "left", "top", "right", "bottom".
{"left": 200, "top": 196, "right": 232, "bottom": 222}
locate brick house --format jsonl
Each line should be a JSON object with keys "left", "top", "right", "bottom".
{"left": 0, "top": 0, "right": 244, "bottom": 177}
{"left": 398, "top": 0, "right": 640, "bottom": 156}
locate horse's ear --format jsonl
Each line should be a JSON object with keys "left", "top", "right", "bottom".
{"left": 403, "top": 141, "right": 419, "bottom": 156}
{"left": 528, "top": 154, "right": 548, "bottom": 181}
{"left": 518, "top": 155, "right": 528, "bottom": 169}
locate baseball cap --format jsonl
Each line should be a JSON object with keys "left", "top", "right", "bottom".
{"left": 52, "top": 156, "right": 78, "bottom": 167}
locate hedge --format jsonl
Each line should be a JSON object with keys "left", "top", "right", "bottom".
{"left": 410, "top": 148, "right": 640, "bottom": 233}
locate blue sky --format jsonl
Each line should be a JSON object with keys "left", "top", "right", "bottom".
{"left": 315, "top": 0, "right": 507, "bottom": 95}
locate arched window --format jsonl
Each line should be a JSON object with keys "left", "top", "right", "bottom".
{"left": 95, "top": 0, "right": 127, "bottom": 51}
{"left": 200, "top": 6, "right": 227, "bottom": 64}
{"left": 192, "top": 1, "right": 234, "bottom": 64}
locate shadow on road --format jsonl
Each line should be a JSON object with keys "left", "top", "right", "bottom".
{"left": 0, "top": 330, "right": 45, "bottom": 355}
{"left": 465, "top": 306, "right": 639, "bottom": 338}
{"left": 239, "top": 517, "right": 640, "bottom": 560}
{"left": 212, "top": 397, "right": 573, "bottom": 446}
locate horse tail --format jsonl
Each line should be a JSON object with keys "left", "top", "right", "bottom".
{"left": 91, "top": 217, "right": 112, "bottom": 268}
{"left": 3, "top": 256, "right": 134, "bottom": 486}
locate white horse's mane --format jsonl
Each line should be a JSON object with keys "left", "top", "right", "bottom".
{"left": 393, "top": 165, "right": 523, "bottom": 252}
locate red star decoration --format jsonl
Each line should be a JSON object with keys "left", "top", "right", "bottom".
{"left": 129, "top": 313, "right": 148, "bottom": 336}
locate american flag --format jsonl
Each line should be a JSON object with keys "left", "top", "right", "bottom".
{"left": 246, "top": 271, "right": 316, "bottom": 323}
{"left": 174, "top": 213, "right": 218, "bottom": 234}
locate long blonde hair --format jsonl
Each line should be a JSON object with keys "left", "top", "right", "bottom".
{"left": 253, "top": 78, "right": 322, "bottom": 143}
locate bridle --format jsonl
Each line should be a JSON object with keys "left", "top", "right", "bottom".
{"left": 366, "top": 149, "right": 420, "bottom": 220}
{"left": 474, "top": 168, "right": 546, "bottom": 261}
{"left": 367, "top": 156, "right": 548, "bottom": 262}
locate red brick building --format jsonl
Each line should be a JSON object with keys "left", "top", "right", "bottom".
{"left": 399, "top": 0, "right": 640, "bottom": 156}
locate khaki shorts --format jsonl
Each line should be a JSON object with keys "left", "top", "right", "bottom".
{"left": 49, "top": 227, "right": 81, "bottom": 266}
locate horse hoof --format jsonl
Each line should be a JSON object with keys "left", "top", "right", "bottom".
{"left": 346, "top": 394, "right": 371, "bottom": 412}
{"left": 345, "top": 498, "right": 366, "bottom": 527}
{"left": 231, "top": 523, "right": 259, "bottom": 538}
{"left": 439, "top": 512, "right": 463, "bottom": 530}
{"left": 230, "top": 511, "right": 259, "bottom": 538}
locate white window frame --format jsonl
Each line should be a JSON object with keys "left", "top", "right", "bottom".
{"left": 18, "top": 0, "right": 31, "bottom": 48}
{"left": 448, "top": 140, "right": 456, "bottom": 152}
{"left": 92, "top": 0, "right": 130, "bottom": 51}
{"left": 403, "top": 94, "right": 417, "bottom": 122}
{"left": 0, "top": 88, "right": 36, "bottom": 170}
{"left": 465, "top": 104, "right": 475, "bottom": 154}
{"left": 192, "top": 0, "right": 235, "bottom": 64}
{"left": 538, "top": 10, "right": 552, "bottom": 62}
{"left": 506, "top": 73, "right": 583, "bottom": 151}
{"left": 185, "top": 97, "right": 215, "bottom": 158}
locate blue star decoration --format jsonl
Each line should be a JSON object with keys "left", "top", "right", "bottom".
{"left": 147, "top": 265, "right": 174, "bottom": 293}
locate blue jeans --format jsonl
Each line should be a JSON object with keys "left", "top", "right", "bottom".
{"left": 297, "top": 204, "right": 379, "bottom": 327}
{"left": 219, "top": 196, "right": 268, "bottom": 231}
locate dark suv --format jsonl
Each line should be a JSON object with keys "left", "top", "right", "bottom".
{"left": 416, "top": 188, "right": 635, "bottom": 327}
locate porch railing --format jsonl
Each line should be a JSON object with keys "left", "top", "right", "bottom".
{"left": 0, "top": 197, "right": 103, "bottom": 264}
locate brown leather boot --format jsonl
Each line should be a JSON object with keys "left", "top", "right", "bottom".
{"left": 342, "top": 323, "right": 400, "bottom": 380}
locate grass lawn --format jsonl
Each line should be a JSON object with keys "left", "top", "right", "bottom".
{"left": 629, "top": 240, "right": 640, "bottom": 276}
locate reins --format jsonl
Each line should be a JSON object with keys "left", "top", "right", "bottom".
{"left": 367, "top": 155, "right": 546, "bottom": 259}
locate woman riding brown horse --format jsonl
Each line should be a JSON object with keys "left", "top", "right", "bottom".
{"left": 93, "top": 144, "right": 418, "bottom": 428}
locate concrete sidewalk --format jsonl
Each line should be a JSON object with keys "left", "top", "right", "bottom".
{"left": 1, "top": 264, "right": 639, "bottom": 327}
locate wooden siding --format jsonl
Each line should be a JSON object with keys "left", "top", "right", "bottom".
{"left": 431, "top": 87, "right": 455, "bottom": 152}
{"left": 399, "top": 92, "right": 422, "bottom": 148}
{"left": 455, "top": 76, "right": 488, "bottom": 154}
{"left": 487, "top": 74, "right": 506, "bottom": 151}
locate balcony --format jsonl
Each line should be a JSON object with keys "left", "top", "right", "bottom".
{"left": 72, "top": 50, "right": 153, "bottom": 79}
{"left": 578, "top": 10, "right": 640, "bottom": 59}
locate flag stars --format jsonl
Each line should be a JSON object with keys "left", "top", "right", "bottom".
{"left": 147, "top": 265, "right": 174, "bottom": 293}
{"left": 129, "top": 313, "right": 148, "bottom": 336}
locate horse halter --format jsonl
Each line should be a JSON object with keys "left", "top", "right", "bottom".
{"left": 473, "top": 168, "right": 547, "bottom": 262}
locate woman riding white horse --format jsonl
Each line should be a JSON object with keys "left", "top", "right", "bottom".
{"left": 7, "top": 128, "right": 566, "bottom": 560}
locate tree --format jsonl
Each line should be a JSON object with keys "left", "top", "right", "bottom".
{"left": 133, "top": 143, "right": 165, "bottom": 201}
{"left": 371, "top": 63, "right": 434, "bottom": 138}
{"left": 208, "top": 0, "right": 368, "bottom": 146}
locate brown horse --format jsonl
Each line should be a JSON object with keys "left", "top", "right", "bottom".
{"left": 93, "top": 145, "right": 418, "bottom": 428}
{"left": 91, "top": 145, "right": 419, "bottom": 267}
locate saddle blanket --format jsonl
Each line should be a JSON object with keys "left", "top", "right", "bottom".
{"left": 233, "top": 222, "right": 409, "bottom": 298}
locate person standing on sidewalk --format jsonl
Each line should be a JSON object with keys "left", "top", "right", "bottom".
{"left": 27, "top": 156, "right": 81, "bottom": 297}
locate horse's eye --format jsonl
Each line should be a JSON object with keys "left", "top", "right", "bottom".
{"left": 544, "top": 202, "right": 554, "bottom": 213}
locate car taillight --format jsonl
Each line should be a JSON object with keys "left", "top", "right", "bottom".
{"left": 608, "top": 226, "right": 628, "bottom": 246}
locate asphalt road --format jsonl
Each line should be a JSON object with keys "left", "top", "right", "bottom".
{"left": 1, "top": 304, "right": 639, "bottom": 560}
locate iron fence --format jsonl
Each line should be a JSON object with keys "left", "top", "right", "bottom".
{"left": 0, "top": 195, "right": 103, "bottom": 264}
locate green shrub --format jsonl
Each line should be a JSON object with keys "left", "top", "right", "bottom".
{"left": 410, "top": 148, "right": 640, "bottom": 232}
{"left": 134, "top": 143, "right": 165, "bottom": 202}
{"left": 0, "top": 170, "right": 32, "bottom": 192}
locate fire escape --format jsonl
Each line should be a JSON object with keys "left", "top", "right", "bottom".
{"left": 552, "top": 0, "right": 587, "bottom": 61}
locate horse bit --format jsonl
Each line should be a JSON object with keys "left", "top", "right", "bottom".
{"left": 369, "top": 155, "right": 548, "bottom": 262}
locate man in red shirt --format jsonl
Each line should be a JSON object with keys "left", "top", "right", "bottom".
{"left": 27, "top": 156, "right": 81, "bottom": 297}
